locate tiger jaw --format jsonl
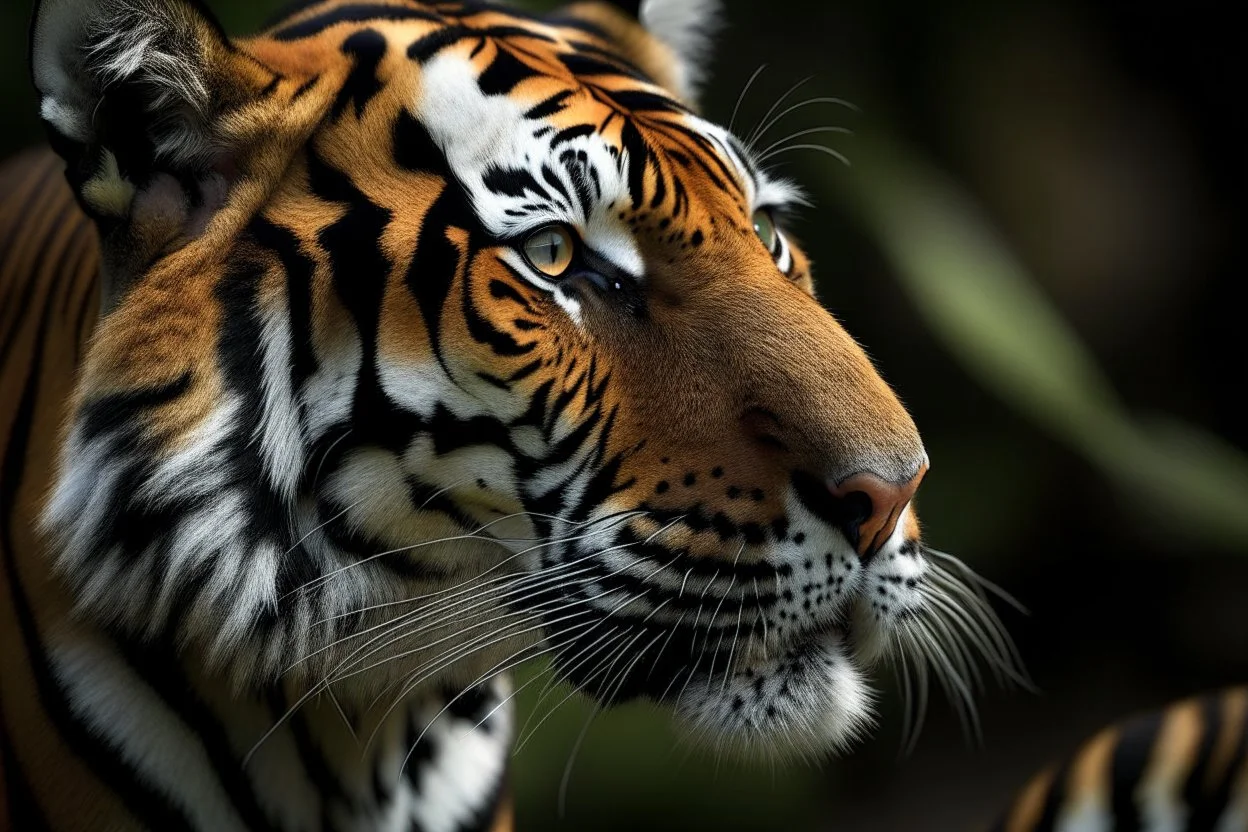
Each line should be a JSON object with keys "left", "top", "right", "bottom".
{"left": 670, "top": 517, "right": 931, "bottom": 759}
{"left": 521, "top": 495, "right": 993, "bottom": 759}
{"left": 673, "top": 626, "right": 873, "bottom": 759}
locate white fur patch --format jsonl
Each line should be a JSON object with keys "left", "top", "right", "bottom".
{"left": 256, "top": 297, "right": 308, "bottom": 497}
{"left": 53, "top": 637, "right": 250, "bottom": 830}
{"left": 675, "top": 629, "right": 873, "bottom": 760}
{"left": 410, "top": 678, "right": 513, "bottom": 832}
{"left": 639, "top": 0, "right": 722, "bottom": 101}
{"left": 413, "top": 53, "right": 643, "bottom": 281}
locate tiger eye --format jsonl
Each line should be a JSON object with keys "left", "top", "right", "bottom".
{"left": 752, "top": 209, "right": 778, "bottom": 251}
{"left": 523, "top": 225, "right": 574, "bottom": 277}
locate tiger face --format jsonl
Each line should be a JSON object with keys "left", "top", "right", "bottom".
{"left": 32, "top": 0, "right": 1014, "bottom": 758}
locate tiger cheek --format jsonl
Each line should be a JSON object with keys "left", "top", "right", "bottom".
{"left": 451, "top": 248, "right": 551, "bottom": 382}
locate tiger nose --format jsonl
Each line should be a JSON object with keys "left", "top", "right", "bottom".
{"left": 829, "top": 464, "right": 927, "bottom": 559}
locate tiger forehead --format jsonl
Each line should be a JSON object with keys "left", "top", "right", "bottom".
{"left": 250, "top": 3, "right": 760, "bottom": 222}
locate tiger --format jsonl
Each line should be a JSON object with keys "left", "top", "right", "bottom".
{"left": 991, "top": 687, "right": 1248, "bottom": 832}
{"left": 0, "top": 0, "right": 1023, "bottom": 828}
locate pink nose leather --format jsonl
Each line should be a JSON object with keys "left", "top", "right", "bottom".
{"left": 829, "top": 464, "right": 927, "bottom": 557}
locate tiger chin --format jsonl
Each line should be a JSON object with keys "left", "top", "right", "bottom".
{"left": 3, "top": 0, "right": 1020, "bottom": 826}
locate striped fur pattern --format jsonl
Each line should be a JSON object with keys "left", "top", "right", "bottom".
{"left": 994, "top": 688, "right": 1248, "bottom": 832}
{"left": 1, "top": 147, "right": 515, "bottom": 832}
{"left": 6, "top": 0, "right": 1022, "bottom": 828}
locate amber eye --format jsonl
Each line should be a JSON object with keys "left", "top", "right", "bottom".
{"left": 522, "top": 225, "right": 575, "bottom": 277}
{"left": 752, "top": 209, "right": 778, "bottom": 251}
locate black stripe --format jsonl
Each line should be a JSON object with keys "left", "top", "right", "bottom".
{"left": 1110, "top": 709, "right": 1164, "bottom": 831}
{"left": 257, "top": 73, "right": 283, "bottom": 99}
{"left": 1028, "top": 761, "right": 1068, "bottom": 832}
{"left": 618, "top": 122, "right": 650, "bottom": 208}
{"left": 333, "top": 29, "right": 388, "bottom": 120}
{"left": 559, "top": 53, "right": 649, "bottom": 85}
{"left": 0, "top": 286, "right": 195, "bottom": 830}
{"left": 306, "top": 149, "right": 423, "bottom": 452}
{"left": 481, "top": 166, "right": 551, "bottom": 202}
{"left": 247, "top": 217, "right": 320, "bottom": 395}
{"left": 407, "top": 25, "right": 553, "bottom": 63}
{"left": 525, "top": 90, "right": 574, "bottom": 120}
{"left": 476, "top": 45, "right": 541, "bottom": 96}
{"left": 117, "top": 640, "right": 280, "bottom": 832}
{"left": 550, "top": 125, "right": 596, "bottom": 148}
{"left": 0, "top": 161, "right": 60, "bottom": 286}
{"left": 398, "top": 160, "right": 475, "bottom": 384}
{"left": 0, "top": 256, "right": 45, "bottom": 372}
{"left": 271, "top": 690, "right": 342, "bottom": 828}
{"left": 426, "top": 404, "right": 513, "bottom": 457}
{"left": 271, "top": 4, "right": 440, "bottom": 41}
{"left": 393, "top": 108, "right": 453, "bottom": 178}
{"left": 292, "top": 75, "right": 322, "bottom": 100}
{"left": 79, "top": 374, "right": 192, "bottom": 442}
{"left": 1188, "top": 691, "right": 1248, "bottom": 831}
{"left": 1183, "top": 693, "right": 1222, "bottom": 830}
{"left": 600, "top": 0, "right": 642, "bottom": 16}
{"left": 0, "top": 169, "right": 70, "bottom": 344}
{"left": 54, "top": 210, "right": 91, "bottom": 322}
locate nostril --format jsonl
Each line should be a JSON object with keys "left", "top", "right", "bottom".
{"left": 839, "top": 491, "right": 874, "bottom": 551}
{"left": 828, "top": 466, "right": 926, "bottom": 560}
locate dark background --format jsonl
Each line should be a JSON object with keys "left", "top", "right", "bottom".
{"left": 2, "top": 1, "right": 1245, "bottom": 829}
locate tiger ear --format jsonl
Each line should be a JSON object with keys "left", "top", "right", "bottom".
{"left": 575, "top": 0, "right": 722, "bottom": 105}
{"left": 30, "top": 0, "right": 272, "bottom": 304}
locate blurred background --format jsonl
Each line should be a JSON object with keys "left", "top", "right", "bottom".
{"left": 2, "top": 0, "right": 1245, "bottom": 829}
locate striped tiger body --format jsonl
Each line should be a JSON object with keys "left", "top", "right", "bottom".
{"left": 995, "top": 688, "right": 1248, "bottom": 832}
{"left": 4, "top": 0, "right": 1022, "bottom": 828}
{"left": 0, "top": 148, "right": 514, "bottom": 832}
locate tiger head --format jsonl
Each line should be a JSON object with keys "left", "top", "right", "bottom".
{"left": 32, "top": 0, "right": 1015, "bottom": 757}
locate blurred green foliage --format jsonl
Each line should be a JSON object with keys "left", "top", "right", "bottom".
{"left": 843, "top": 135, "right": 1248, "bottom": 551}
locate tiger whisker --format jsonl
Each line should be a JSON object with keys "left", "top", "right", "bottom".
{"left": 281, "top": 493, "right": 369, "bottom": 559}
{"left": 287, "top": 513, "right": 649, "bottom": 673}
{"left": 747, "top": 95, "right": 859, "bottom": 151}
{"left": 254, "top": 567, "right": 608, "bottom": 766}
{"left": 362, "top": 570, "right": 660, "bottom": 721}
{"left": 395, "top": 636, "right": 571, "bottom": 776}
{"left": 305, "top": 509, "right": 646, "bottom": 629}
{"left": 902, "top": 616, "right": 982, "bottom": 746}
{"left": 512, "top": 627, "right": 624, "bottom": 754}
{"left": 304, "top": 425, "right": 356, "bottom": 502}
{"left": 394, "top": 638, "right": 571, "bottom": 783}
{"left": 745, "top": 76, "right": 813, "bottom": 149}
{"left": 318, "top": 517, "right": 684, "bottom": 682}
{"left": 727, "top": 63, "right": 768, "bottom": 134}
{"left": 556, "top": 627, "right": 654, "bottom": 819}
{"left": 760, "top": 143, "right": 851, "bottom": 167}
{"left": 755, "top": 125, "right": 853, "bottom": 162}
{"left": 925, "top": 547, "right": 1030, "bottom": 616}
{"left": 371, "top": 610, "right": 601, "bottom": 752}
{"left": 645, "top": 609, "right": 687, "bottom": 683}
{"left": 287, "top": 505, "right": 644, "bottom": 600}
{"left": 339, "top": 591, "right": 595, "bottom": 698}
{"left": 720, "top": 601, "right": 745, "bottom": 698}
